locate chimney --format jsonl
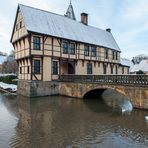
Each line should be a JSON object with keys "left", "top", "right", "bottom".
{"left": 106, "top": 28, "right": 111, "bottom": 33}
{"left": 81, "top": 13, "right": 88, "bottom": 25}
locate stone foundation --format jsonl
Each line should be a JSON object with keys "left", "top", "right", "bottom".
{"left": 17, "top": 80, "right": 59, "bottom": 97}
{"left": 17, "top": 80, "right": 148, "bottom": 110}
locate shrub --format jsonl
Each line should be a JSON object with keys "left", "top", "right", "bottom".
{"left": 136, "top": 70, "right": 145, "bottom": 74}
{"left": 0, "top": 75, "right": 17, "bottom": 85}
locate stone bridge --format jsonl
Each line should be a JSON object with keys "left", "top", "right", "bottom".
{"left": 17, "top": 75, "right": 148, "bottom": 110}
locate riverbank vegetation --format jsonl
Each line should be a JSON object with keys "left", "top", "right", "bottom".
{"left": 0, "top": 74, "right": 17, "bottom": 85}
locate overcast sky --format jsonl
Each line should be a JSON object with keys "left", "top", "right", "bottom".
{"left": 0, "top": 0, "right": 148, "bottom": 59}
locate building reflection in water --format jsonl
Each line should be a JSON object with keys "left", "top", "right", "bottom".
{"left": 5, "top": 95, "right": 148, "bottom": 148}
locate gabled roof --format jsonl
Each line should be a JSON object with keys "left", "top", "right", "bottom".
{"left": 17, "top": 4, "right": 120, "bottom": 51}
{"left": 65, "top": 1, "right": 76, "bottom": 20}
{"left": 120, "top": 58, "right": 133, "bottom": 69}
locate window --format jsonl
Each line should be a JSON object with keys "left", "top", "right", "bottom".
{"left": 91, "top": 46, "right": 96, "bottom": 57}
{"left": 16, "top": 24, "right": 18, "bottom": 31}
{"left": 52, "top": 61, "right": 58, "bottom": 75}
{"left": 127, "top": 68, "right": 129, "bottom": 74}
{"left": 84, "top": 45, "right": 89, "bottom": 56}
{"left": 34, "top": 60, "right": 40, "bottom": 74}
{"left": 33, "top": 36, "right": 40, "bottom": 50}
{"left": 103, "top": 64, "right": 107, "bottom": 74}
{"left": 105, "top": 49, "right": 108, "bottom": 59}
{"left": 62, "top": 41, "right": 68, "bottom": 54}
{"left": 82, "top": 60, "right": 84, "bottom": 67}
{"left": 70, "top": 43, "right": 75, "bottom": 54}
{"left": 27, "top": 66, "right": 30, "bottom": 74}
{"left": 94, "top": 61, "right": 96, "bottom": 67}
{"left": 111, "top": 65, "right": 113, "bottom": 74}
{"left": 87, "top": 63, "right": 92, "bottom": 74}
{"left": 112, "top": 51, "right": 115, "bottom": 60}
{"left": 20, "top": 67, "right": 22, "bottom": 74}
{"left": 116, "top": 52, "right": 118, "bottom": 60}
{"left": 122, "top": 67, "right": 124, "bottom": 74}
{"left": 20, "top": 21, "right": 22, "bottom": 28}
{"left": 116, "top": 65, "right": 118, "bottom": 74}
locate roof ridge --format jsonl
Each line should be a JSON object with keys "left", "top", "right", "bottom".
{"left": 17, "top": 3, "right": 120, "bottom": 51}
{"left": 19, "top": 4, "right": 69, "bottom": 19}
{"left": 18, "top": 3, "right": 107, "bottom": 32}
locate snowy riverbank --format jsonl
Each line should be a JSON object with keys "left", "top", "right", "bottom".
{"left": 0, "top": 82, "right": 17, "bottom": 92}
{"left": 0, "top": 73, "right": 16, "bottom": 77}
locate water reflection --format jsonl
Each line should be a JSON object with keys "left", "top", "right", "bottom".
{"left": 0, "top": 94, "right": 148, "bottom": 148}
{"left": 102, "top": 89, "right": 133, "bottom": 113}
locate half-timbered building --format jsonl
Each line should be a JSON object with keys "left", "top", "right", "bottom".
{"left": 11, "top": 3, "right": 129, "bottom": 81}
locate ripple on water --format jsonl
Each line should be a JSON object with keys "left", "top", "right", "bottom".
{"left": 0, "top": 95, "right": 148, "bottom": 148}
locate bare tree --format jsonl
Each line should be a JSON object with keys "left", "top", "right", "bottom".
{"left": 1, "top": 50, "right": 18, "bottom": 74}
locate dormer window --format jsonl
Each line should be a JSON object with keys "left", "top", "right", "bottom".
{"left": 33, "top": 36, "right": 40, "bottom": 50}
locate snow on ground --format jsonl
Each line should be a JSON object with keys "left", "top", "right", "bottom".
{"left": 0, "top": 73, "right": 16, "bottom": 77}
{"left": 0, "top": 82, "right": 17, "bottom": 92}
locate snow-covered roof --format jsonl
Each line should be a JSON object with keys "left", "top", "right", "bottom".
{"left": 130, "top": 60, "right": 148, "bottom": 72}
{"left": 132, "top": 54, "right": 148, "bottom": 64}
{"left": 19, "top": 4, "right": 120, "bottom": 51}
{"left": 120, "top": 58, "right": 134, "bottom": 70}
{"left": 134, "top": 54, "right": 148, "bottom": 58}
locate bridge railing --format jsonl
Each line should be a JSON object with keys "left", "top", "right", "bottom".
{"left": 59, "top": 75, "right": 148, "bottom": 86}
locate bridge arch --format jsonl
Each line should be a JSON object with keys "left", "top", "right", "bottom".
{"left": 83, "top": 89, "right": 107, "bottom": 99}
{"left": 82, "top": 86, "right": 129, "bottom": 100}
{"left": 80, "top": 84, "right": 112, "bottom": 99}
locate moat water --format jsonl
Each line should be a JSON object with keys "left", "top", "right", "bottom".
{"left": 0, "top": 93, "right": 148, "bottom": 148}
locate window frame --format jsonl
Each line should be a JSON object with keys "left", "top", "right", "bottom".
{"left": 84, "top": 45, "right": 89, "bottom": 56}
{"left": 52, "top": 61, "right": 58, "bottom": 75}
{"left": 16, "top": 24, "right": 18, "bottom": 31}
{"left": 112, "top": 51, "right": 115, "bottom": 60}
{"left": 91, "top": 46, "right": 96, "bottom": 57}
{"left": 116, "top": 65, "right": 118, "bottom": 74}
{"left": 111, "top": 65, "right": 113, "bottom": 74}
{"left": 20, "top": 21, "right": 22, "bottom": 28}
{"left": 116, "top": 52, "right": 118, "bottom": 60}
{"left": 34, "top": 60, "right": 41, "bottom": 74}
{"left": 87, "top": 62, "right": 92, "bottom": 74}
{"left": 20, "top": 67, "right": 22, "bottom": 74}
{"left": 27, "top": 66, "right": 30, "bottom": 74}
{"left": 103, "top": 64, "right": 107, "bottom": 74}
{"left": 105, "top": 49, "right": 108, "bottom": 59}
{"left": 33, "top": 36, "right": 40, "bottom": 50}
{"left": 62, "top": 41, "right": 68, "bottom": 54}
{"left": 122, "top": 67, "right": 124, "bottom": 74}
{"left": 69, "top": 42, "right": 75, "bottom": 55}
